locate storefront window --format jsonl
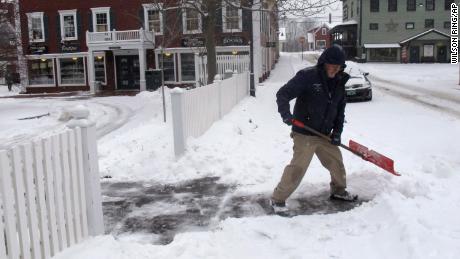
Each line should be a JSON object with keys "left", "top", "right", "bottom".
{"left": 59, "top": 57, "right": 85, "bottom": 85}
{"left": 29, "top": 59, "right": 54, "bottom": 85}
{"left": 181, "top": 53, "right": 195, "bottom": 81}
{"left": 369, "top": 48, "right": 398, "bottom": 62}
{"left": 161, "top": 54, "right": 175, "bottom": 82}
{"left": 94, "top": 56, "right": 106, "bottom": 84}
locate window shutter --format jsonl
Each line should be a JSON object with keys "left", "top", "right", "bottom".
{"left": 43, "top": 14, "right": 49, "bottom": 42}
{"left": 56, "top": 14, "right": 61, "bottom": 43}
{"left": 88, "top": 11, "right": 93, "bottom": 32}
{"left": 110, "top": 9, "right": 115, "bottom": 30}
{"left": 139, "top": 8, "right": 145, "bottom": 29}
{"left": 77, "top": 10, "right": 82, "bottom": 39}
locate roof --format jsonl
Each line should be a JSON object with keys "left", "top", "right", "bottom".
{"left": 399, "top": 29, "right": 450, "bottom": 44}
{"left": 330, "top": 20, "right": 358, "bottom": 29}
{"left": 364, "top": 43, "right": 400, "bottom": 48}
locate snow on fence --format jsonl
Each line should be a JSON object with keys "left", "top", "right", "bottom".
{"left": 0, "top": 107, "right": 104, "bottom": 259}
{"left": 171, "top": 71, "right": 249, "bottom": 157}
{"left": 195, "top": 54, "right": 250, "bottom": 86}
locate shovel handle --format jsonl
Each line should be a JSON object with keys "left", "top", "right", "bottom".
{"left": 291, "top": 119, "right": 363, "bottom": 158}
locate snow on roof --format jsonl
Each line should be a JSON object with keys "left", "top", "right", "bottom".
{"left": 399, "top": 29, "right": 451, "bottom": 44}
{"left": 364, "top": 43, "right": 400, "bottom": 48}
{"left": 330, "top": 20, "right": 358, "bottom": 30}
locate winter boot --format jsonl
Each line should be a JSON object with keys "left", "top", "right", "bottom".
{"left": 330, "top": 191, "right": 358, "bottom": 202}
{"left": 270, "top": 199, "right": 288, "bottom": 213}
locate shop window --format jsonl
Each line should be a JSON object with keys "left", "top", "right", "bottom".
{"left": 59, "top": 57, "right": 85, "bottom": 85}
{"left": 182, "top": 6, "right": 201, "bottom": 34}
{"left": 369, "top": 48, "right": 397, "bottom": 62}
{"left": 180, "top": 53, "right": 195, "bottom": 81}
{"left": 59, "top": 10, "right": 77, "bottom": 40}
{"left": 27, "top": 12, "right": 44, "bottom": 42}
{"left": 223, "top": 0, "right": 242, "bottom": 32}
{"left": 29, "top": 59, "right": 54, "bottom": 85}
{"left": 94, "top": 55, "right": 106, "bottom": 84}
{"left": 423, "top": 44, "right": 434, "bottom": 57}
{"left": 92, "top": 7, "right": 111, "bottom": 32}
{"left": 161, "top": 53, "right": 176, "bottom": 82}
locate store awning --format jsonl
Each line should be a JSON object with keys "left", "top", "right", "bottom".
{"left": 364, "top": 43, "right": 400, "bottom": 48}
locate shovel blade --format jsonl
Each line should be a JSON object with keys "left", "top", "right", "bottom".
{"left": 349, "top": 140, "right": 401, "bottom": 176}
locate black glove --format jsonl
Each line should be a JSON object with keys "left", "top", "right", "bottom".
{"left": 330, "top": 132, "right": 341, "bottom": 146}
{"left": 281, "top": 113, "right": 293, "bottom": 126}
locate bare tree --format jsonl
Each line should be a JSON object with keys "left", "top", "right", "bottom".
{"left": 140, "top": 0, "right": 338, "bottom": 85}
{"left": 0, "top": 1, "right": 18, "bottom": 77}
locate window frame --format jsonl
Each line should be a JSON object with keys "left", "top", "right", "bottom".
{"left": 91, "top": 7, "right": 111, "bottom": 32}
{"left": 59, "top": 9, "right": 78, "bottom": 41}
{"left": 370, "top": 0, "right": 380, "bottom": 12}
{"left": 27, "top": 12, "right": 45, "bottom": 43}
{"left": 406, "top": 22, "right": 415, "bottom": 29}
{"left": 322, "top": 28, "right": 327, "bottom": 35}
{"left": 143, "top": 3, "right": 164, "bottom": 35}
{"left": 425, "top": 19, "right": 434, "bottom": 28}
{"left": 407, "top": 0, "right": 416, "bottom": 11}
{"left": 178, "top": 52, "right": 196, "bottom": 83}
{"left": 222, "top": 0, "right": 243, "bottom": 33}
{"left": 157, "top": 52, "right": 177, "bottom": 82}
{"left": 425, "top": 0, "right": 435, "bottom": 11}
{"left": 57, "top": 56, "right": 87, "bottom": 86}
{"left": 182, "top": 5, "right": 202, "bottom": 34}
{"left": 27, "top": 57, "right": 56, "bottom": 87}
{"left": 388, "top": 0, "right": 398, "bottom": 12}
{"left": 369, "top": 23, "right": 379, "bottom": 30}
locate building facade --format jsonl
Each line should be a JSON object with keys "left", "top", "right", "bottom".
{"left": 18, "top": 0, "right": 278, "bottom": 93}
{"left": 331, "top": 0, "right": 453, "bottom": 62}
{"left": 307, "top": 24, "right": 332, "bottom": 50}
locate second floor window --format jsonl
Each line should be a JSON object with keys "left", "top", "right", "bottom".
{"left": 371, "top": 0, "right": 379, "bottom": 12}
{"left": 406, "top": 22, "right": 415, "bottom": 29}
{"left": 59, "top": 10, "right": 77, "bottom": 40}
{"left": 143, "top": 4, "right": 163, "bottom": 35}
{"left": 388, "top": 0, "right": 398, "bottom": 11}
{"left": 343, "top": 6, "right": 348, "bottom": 20}
{"left": 322, "top": 28, "right": 327, "bottom": 35}
{"left": 351, "top": 2, "right": 354, "bottom": 17}
{"left": 407, "top": 0, "right": 416, "bottom": 11}
{"left": 91, "top": 7, "right": 111, "bottom": 32}
{"left": 445, "top": 0, "right": 454, "bottom": 10}
{"left": 27, "top": 12, "right": 44, "bottom": 42}
{"left": 183, "top": 7, "right": 201, "bottom": 34}
{"left": 426, "top": 0, "right": 435, "bottom": 11}
{"left": 444, "top": 21, "right": 450, "bottom": 29}
{"left": 223, "top": 0, "right": 242, "bottom": 32}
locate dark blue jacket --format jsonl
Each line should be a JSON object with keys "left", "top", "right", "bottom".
{"left": 276, "top": 66, "right": 350, "bottom": 136}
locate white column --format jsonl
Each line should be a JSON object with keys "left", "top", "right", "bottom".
{"left": 139, "top": 47, "right": 146, "bottom": 91}
{"left": 87, "top": 49, "right": 96, "bottom": 93}
{"left": 252, "top": 0, "right": 262, "bottom": 85}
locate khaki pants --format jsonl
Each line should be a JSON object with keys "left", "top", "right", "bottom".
{"left": 272, "top": 131, "right": 347, "bottom": 202}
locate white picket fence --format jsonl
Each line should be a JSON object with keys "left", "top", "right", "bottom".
{"left": 0, "top": 108, "right": 104, "bottom": 259}
{"left": 195, "top": 54, "right": 250, "bottom": 86}
{"left": 171, "top": 71, "right": 249, "bottom": 156}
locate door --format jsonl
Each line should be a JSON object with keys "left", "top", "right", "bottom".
{"left": 437, "top": 46, "right": 447, "bottom": 63}
{"left": 116, "top": 55, "right": 140, "bottom": 90}
{"left": 409, "top": 46, "right": 420, "bottom": 63}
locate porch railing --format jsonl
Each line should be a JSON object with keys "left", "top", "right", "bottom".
{"left": 86, "top": 29, "right": 154, "bottom": 45}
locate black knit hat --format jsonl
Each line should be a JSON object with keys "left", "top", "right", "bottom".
{"left": 317, "top": 45, "right": 346, "bottom": 66}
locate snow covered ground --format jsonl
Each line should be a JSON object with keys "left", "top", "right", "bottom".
{"left": 2, "top": 53, "right": 460, "bottom": 258}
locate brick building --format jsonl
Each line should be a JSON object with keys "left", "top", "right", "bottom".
{"left": 18, "top": 0, "right": 278, "bottom": 93}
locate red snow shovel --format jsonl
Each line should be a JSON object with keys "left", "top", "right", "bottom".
{"left": 292, "top": 119, "right": 401, "bottom": 176}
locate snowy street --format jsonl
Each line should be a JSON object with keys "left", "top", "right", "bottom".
{"left": 2, "top": 53, "right": 460, "bottom": 258}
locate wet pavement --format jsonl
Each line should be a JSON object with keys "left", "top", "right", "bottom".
{"left": 102, "top": 177, "right": 366, "bottom": 245}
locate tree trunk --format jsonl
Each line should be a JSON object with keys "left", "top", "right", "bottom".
{"left": 204, "top": 0, "right": 217, "bottom": 84}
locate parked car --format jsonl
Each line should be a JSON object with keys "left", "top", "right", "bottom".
{"left": 345, "top": 72, "right": 372, "bottom": 101}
